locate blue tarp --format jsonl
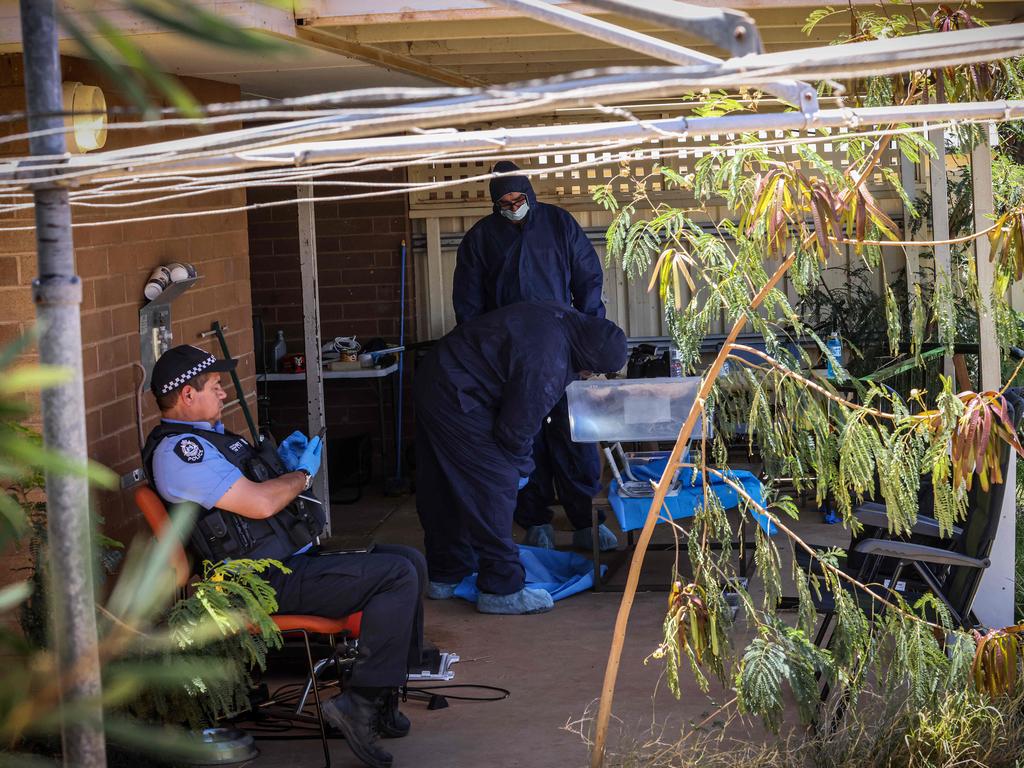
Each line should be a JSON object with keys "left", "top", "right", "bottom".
{"left": 453, "top": 545, "right": 605, "bottom": 603}
{"left": 608, "top": 457, "right": 776, "bottom": 535}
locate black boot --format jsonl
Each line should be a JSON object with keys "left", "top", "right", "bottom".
{"left": 321, "top": 690, "right": 394, "bottom": 768}
{"left": 377, "top": 688, "right": 411, "bottom": 738}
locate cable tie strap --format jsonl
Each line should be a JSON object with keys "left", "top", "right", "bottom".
{"left": 33, "top": 275, "right": 82, "bottom": 306}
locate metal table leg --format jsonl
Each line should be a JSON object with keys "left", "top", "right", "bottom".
{"left": 376, "top": 378, "right": 387, "bottom": 482}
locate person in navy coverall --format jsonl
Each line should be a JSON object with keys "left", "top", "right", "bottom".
{"left": 452, "top": 161, "right": 618, "bottom": 554}
{"left": 414, "top": 302, "right": 628, "bottom": 615}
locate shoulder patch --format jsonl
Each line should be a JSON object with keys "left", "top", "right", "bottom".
{"left": 174, "top": 437, "right": 205, "bottom": 463}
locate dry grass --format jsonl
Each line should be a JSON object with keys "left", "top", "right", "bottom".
{"left": 570, "top": 687, "right": 1024, "bottom": 768}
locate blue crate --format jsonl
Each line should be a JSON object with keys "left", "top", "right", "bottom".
{"left": 607, "top": 456, "right": 775, "bottom": 535}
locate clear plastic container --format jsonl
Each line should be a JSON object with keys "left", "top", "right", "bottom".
{"left": 566, "top": 376, "right": 703, "bottom": 442}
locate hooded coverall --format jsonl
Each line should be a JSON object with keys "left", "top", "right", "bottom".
{"left": 414, "top": 302, "right": 628, "bottom": 594}
{"left": 452, "top": 161, "right": 607, "bottom": 533}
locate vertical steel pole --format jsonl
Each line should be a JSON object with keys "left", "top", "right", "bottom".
{"left": 18, "top": 1, "right": 106, "bottom": 765}
{"left": 297, "top": 183, "right": 330, "bottom": 522}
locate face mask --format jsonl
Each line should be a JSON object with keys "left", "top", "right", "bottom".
{"left": 500, "top": 201, "right": 529, "bottom": 222}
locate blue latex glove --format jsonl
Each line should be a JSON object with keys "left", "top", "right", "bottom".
{"left": 277, "top": 431, "right": 308, "bottom": 471}
{"left": 517, "top": 476, "right": 529, "bottom": 491}
{"left": 296, "top": 435, "right": 323, "bottom": 477}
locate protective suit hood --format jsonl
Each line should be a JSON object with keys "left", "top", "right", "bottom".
{"left": 489, "top": 161, "right": 537, "bottom": 214}
{"left": 561, "top": 309, "right": 628, "bottom": 375}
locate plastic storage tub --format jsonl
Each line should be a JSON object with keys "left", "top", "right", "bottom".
{"left": 566, "top": 376, "right": 703, "bottom": 443}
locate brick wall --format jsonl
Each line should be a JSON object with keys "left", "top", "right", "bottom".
{"left": 247, "top": 172, "right": 415, "bottom": 473}
{"left": 0, "top": 54, "right": 256, "bottom": 553}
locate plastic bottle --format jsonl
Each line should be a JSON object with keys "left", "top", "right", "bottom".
{"left": 669, "top": 346, "right": 683, "bottom": 378}
{"left": 826, "top": 331, "right": 843, "bottom": 380}
{"left": 272, "top": 330, "right": 287, "bottom": 373}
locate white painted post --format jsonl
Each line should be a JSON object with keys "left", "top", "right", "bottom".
{"left": 928, "top": 118, "right": 954, "bottom": 380}
{"left": 971, "top": 128, "right": 1016, "bottom": 627}
{"left": 900, "top": 150, "right": 921, "bottom": 293}
{"left": 297, "top": 183, "right": 330, "bottom": 525}
{"left": 425, "top": 217, "right": 446, "bottom": 338}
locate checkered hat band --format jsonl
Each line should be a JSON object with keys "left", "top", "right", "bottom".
{"left": 160, "top": 355, "right": 216, "bottom": 394}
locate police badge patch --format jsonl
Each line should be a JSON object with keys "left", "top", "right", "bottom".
{"left": 174, "top": 437, "right": 204, "bottom": 463}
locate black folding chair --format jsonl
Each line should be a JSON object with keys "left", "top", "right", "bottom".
{"left": 807, "top": 386, "right": 1023, "bottom": 642}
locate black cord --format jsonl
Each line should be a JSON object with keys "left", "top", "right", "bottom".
{"left": 404, "top": 684, "right": 510, "bottom": 702}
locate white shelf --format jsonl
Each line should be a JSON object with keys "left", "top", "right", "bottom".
{"left": 257, "top": 363, "right": 398, "bottom": 381}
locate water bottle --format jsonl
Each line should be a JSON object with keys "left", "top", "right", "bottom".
{"left": 826, "top": 331, "right": 843, "bottom": 380}
{"left": 669, "top": 346, "right": 683, "bottom": 378}
{"left": 272, "top": 330, "right": 287, "bottom": 373}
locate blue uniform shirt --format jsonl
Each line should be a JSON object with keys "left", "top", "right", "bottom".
{"left": 152, "top": 419, "right": 314, "bottom": 558}
{"left": 151, "top": 419, "right": 242, "bottom": 508}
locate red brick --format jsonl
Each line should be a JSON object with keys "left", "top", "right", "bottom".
{"left": 0, "top": 286, "right": 33, "bottom": 322}
{"left": 0, "top": 255, "right": 19, "bottom": 286}
{"left": 0, "top": 321, "right": 24, "bottom": 347}
{"left": 75, "top": 246, "right": 109, "bottom": 278}
{"left": 110, "top": 305, "right": 138, "bottom": 337}
{"left": 81, "top": 309, "right": 112, "bottom": 341}
{"left": 93, "top": 274, "right": 126, "bottom": 308}
{"left": 100, "top": 397, "right": 135, "bottom": 437}
{"left": 81, "top": 344, "right": 99, "bottom": 378}
{"left": 96, "top": 336, "right": 131, "bottom": 370}
{"left": 340, "top": 268, "right": 381, "bottom": 286}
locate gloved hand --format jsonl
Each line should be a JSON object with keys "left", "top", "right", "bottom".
{"left": 296, "top": 435, "right": 323, "bottom": 477}
{"left": 277, "top": 431, "right": 308, "bottom": 471}
{"left": 517, "top": 476, "right": 530, "bottom": 491}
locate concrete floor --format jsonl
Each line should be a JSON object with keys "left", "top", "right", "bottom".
{"left": 248, "top": 482, "right": 848, "bottom": 768}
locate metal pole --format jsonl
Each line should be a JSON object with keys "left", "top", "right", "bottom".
{"left": 18, "top": 1, "right": 106, "bottom": 765}
{"left": 484, "top": 0, "right": 817, "bottom": 112}
{"left": 395, "top": 239, "right": 406, "bottom": 479}
{"left": 297, "top": 183, "right": 330, "bottom": 520}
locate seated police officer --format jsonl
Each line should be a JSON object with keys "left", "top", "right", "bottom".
{"left": 143, "top": 344, "right": 422, "bottom": 768}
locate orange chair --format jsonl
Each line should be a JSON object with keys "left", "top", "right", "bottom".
{"left": 134, "top": 485, "right": 361, "bottom": 767}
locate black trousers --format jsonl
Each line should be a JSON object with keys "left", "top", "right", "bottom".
{"left": 266, "top": 544, "right": 425, "bottom": 689}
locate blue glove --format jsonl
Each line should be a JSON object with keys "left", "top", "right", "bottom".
{"left": 277, "top": 431, "right": 308, "bottom": 471}
{"left": 296, "top": 435, "right": 323, "bottom": 477}
{"left": 517, "top": 476, "right": 529, "bottom": 491}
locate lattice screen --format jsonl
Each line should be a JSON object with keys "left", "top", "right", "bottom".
{"left": 408, "top": 127, "right": 901, "bottom": 209}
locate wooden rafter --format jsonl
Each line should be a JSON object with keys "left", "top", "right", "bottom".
{"left": 295, "top": 24, "right": 484, "bottom": 86}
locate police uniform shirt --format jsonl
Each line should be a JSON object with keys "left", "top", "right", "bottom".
{"left": 152, "top": 419, "right": 314, "bottom": 558}
{"left": 151, "top": 418, "right": 243, "bottom": 508}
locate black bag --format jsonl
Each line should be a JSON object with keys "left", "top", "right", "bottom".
{"left": 627, "top": 344, "right": 669, "bottom": 379}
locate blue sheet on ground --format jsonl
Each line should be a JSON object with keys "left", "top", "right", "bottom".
{"left": 608, "top": 457, "right": 776, "bottom": 535}
{"left": 453, "top": 545, "right": 606, "bottom": 603}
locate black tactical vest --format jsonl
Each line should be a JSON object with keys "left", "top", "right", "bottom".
{"left": 141, "top": 422, "right": 326, "bottom": 568}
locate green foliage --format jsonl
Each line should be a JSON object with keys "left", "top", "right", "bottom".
{"left": 128, "top": 558, "right": 287, "bottom": 728}
{"left": 594, "top": 13, "right": 1024, "bottom": 743}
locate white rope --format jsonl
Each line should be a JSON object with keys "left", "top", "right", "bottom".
{"left": 0, "top": 119, "right": 958, "bottom": 229}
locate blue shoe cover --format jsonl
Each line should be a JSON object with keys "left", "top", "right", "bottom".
{"left": 572, "top": 524, "right": 618, "bottom": 552}
{"left": 426, "top": 581, "right": 458, "bottom": 600}
{"left": 523, "top": 523, "right": 555, "bottom": 549}
{"left": 476, "top": 587, "right": 554, "bottom": 615}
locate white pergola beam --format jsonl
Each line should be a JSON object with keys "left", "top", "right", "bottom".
{"left": 8, "top": 99, "right": 1024, "bottom": 185}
